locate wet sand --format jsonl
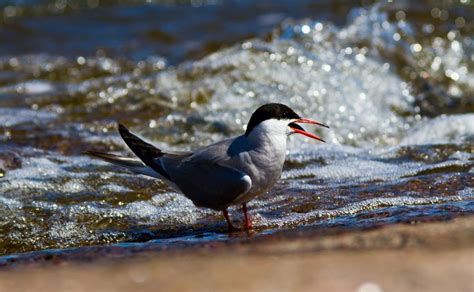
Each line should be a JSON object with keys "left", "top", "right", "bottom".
{"left": 1, "top": 216, "right": 473, "bottom": 292}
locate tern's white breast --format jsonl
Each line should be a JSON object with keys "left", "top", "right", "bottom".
{"left": 234, "top": 119, "right": 289, "bottom": 202}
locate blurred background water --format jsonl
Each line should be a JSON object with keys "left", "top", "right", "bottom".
{"left": 0, "top": 0, "right": 472, "bottom": 261}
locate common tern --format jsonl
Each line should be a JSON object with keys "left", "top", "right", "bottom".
{"left": 86, "top": 103, "right": 328, "bottom": 232}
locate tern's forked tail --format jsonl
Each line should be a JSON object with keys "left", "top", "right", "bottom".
{"left": 118, "top": 124, "right": 165, "bottom": 160}
{"left": 117, "top": 123, "right": 171, "bottom": 179}
{"left": 83, "top": 150, "right": 163, "bottom": 178}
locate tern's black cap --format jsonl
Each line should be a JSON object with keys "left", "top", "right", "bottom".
{"left": 245, "top": 103, "right": 301, "bottom": 136}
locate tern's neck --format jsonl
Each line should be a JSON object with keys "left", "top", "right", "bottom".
{"left": 245, "top": 119, "right": 288, "bottom": 153}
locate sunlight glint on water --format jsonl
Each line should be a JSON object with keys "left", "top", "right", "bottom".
{"left": 0, "top": 1, "right": 472, "bottom": 258}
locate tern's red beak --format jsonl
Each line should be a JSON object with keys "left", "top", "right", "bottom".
{"left": 295, "top": 118, "right": 329, "bottom": 128}
{"left": 289, "top": 118, "right": 329, "bottom": 143}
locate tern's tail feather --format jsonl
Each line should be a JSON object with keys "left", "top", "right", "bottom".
{"left": 84, "top": 150, "right": 163, "bottom": 178}
{"left": 117, "top": 123, "right": 172, "bottom": 180}
{"left": 118, "top": 123, "right": 165, "bottom": 162}
{"left": 84, "top": 150, "right": 144, "bottom": 168}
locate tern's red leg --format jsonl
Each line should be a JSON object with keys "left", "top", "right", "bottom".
{"left": 242, "top": 203, "right": 253, "bottom": 230}
{"left": 223, "top": 209, "right": 240, "bottom": 233}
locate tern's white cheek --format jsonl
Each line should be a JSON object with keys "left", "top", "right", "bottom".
{"left": 247, "top": 119, "right": 290, "bottom": 147}
{"left": 252, "top": 119, "right": 290, "bottom": 136}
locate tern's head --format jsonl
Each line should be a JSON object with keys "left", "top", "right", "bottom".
{"left": 245, "top": 103, "right": 329, "bottom": 142}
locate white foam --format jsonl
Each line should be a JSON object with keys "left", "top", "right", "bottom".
{"left": 99, "top": 184, "right": 132, "bottom": 193}
{"left": 256, "top": 194, "right": 474, "bottom": 228}
{"left": 0, "top": 108, "right": 57, "bottom": 127}
{"left": 18, "top": 80, "right": 55, "bottom": 94}
{"left": 284, "top": 156, "right": 468, "bottom": 184}
{"left": 401, "top": 114, "right": 474, "bottom": 145}
{"left": 0, "top": 196, "right": 22, "bottom": 210}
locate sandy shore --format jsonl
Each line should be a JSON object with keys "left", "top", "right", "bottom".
{"left": 1, "top": 216, "right": 473, "bottom": 291}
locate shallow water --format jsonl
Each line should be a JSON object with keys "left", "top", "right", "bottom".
{"left": 0, "top": 0, "right": 473, "bottom": 261}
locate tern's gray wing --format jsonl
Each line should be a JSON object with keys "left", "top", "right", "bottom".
{"left": 165, "top": 160, "right": 252, "bottom": 210}
{"left": 161, "top": 138, "right": 252, "bottom": 210}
